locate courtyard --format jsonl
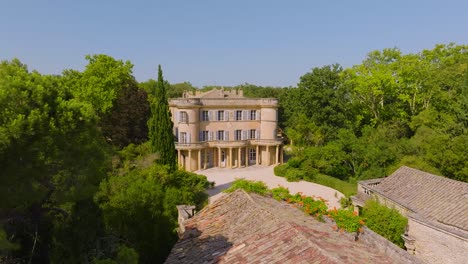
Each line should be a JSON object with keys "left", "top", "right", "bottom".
{"left": 197, "top": 165, "right": 345, "bottom": 209}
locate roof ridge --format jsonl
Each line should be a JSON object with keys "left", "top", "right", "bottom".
{"left": 396, "top": 166, "right": 467, "bottom": 186}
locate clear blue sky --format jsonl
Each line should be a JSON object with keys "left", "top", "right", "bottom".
{"left": 1, "top": 0, "right": 467, "bottom": 87}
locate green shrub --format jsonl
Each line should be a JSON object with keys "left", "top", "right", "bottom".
{"left": 361, "top": 199, "right": 408, "bottom": 248}
{"left": 288, "top": 193, "right": 328, "bottom": 217}
{"left": 288, "top": 157, "right": 304, "bottom": 168}
{"left": 275, "top": 160, "right": 356, "bottom": 196}
{"left": 340, "top": 197, "right": 354, "bottom": 209}
{"left": 274, "top": 163, "right": 289, "bottom": 177}
{"left": 327, "top": 208, "right": 362, "bottom": 233}
{"left": 224, "top": 179, "right": 269, "bottom": 196}
{"left": 284, "top": 168, "right": 305, "bottom": 182}
{"left": 271, "top": 186, "right": 291, "bottom": 201}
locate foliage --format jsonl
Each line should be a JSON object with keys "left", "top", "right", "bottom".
{"left": 361, "top": 199, "right": 408, "bottom": 248}
{"left": 274, "top": 161, "right": 356, "bottom": 197}
{"left": 148, "top": 65, "right": 177, "bottom": 171}
{"left": 271, "top": 186, "right": 290, "bottom": 201}
{"left": 224, "top": 179, "right": 269, "bottom": 196}
{"left": 340, "top": 197, "right": 354, "bottom": 209}
{"left": 100, "top": 81, "right": 150, "bottom": 148}
{"left": 281, "top": 44, "right": 467, "bottom": 183}
{"left": 0, "top": 58, "right": 110, "bottom": 262}
{"left": 284, "top": 168, "right": 308, "bottom": 182}
{"left": 273, "top": 163, "right": 288, "bottom": 177}
{"left": 66, "top": 54, "right": 134, "bottom": 116}
{"left": 95, "top": 164, "right": 209, "bottom": 263}
{"left": 327, "top": 208, "right": 363, "bottom": 233}
{"left": 284, "top": 64, "right": 350, "bottom": 140}
{"left": 287, "top": 193, "right": 329, "bottom": 217}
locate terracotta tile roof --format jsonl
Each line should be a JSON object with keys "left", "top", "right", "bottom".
{"left": 362, "top": 166, "right": 468, "bottom": 233}
{"left": 165, "top": 190, "right": 411, "bottom": 264}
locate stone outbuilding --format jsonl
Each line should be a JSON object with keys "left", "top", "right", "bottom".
{"left": 352, "top": 166, "right": 468, "bottom": 264}
{"left": 166, "top": 189, "right": 421, "bottom": 263}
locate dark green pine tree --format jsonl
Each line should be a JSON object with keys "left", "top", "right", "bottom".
{"left": 149, "top": 65, "right": 177, "bottom": 170}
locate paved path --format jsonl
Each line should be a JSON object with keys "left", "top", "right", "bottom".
{"left": 196, "top": 165, "right": 344, "bottom": 209}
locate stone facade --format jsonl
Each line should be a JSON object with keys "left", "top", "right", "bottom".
{"left": 352, "top": 166, "right": 468, "bottom": 264}
{"left": 169, "top": 88, "right": 283, "bottom": 171}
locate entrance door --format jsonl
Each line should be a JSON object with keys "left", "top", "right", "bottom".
{"left": 249, "top": 148, "right": 256, "bottom": 165}
{"left": 220, "top": 150, "right": 226, "bottom": 167}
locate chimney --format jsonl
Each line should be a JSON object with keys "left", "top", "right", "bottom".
{"left": 177, "top": 205, "right": 196, "bottom": 234}
{"left": 238, "top": 89, "right": 243, "bottom": 97}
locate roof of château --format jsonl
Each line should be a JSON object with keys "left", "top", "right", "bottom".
{"left": 361, "top": 166, "right": 468, "bottom": 233}
{"left": 164, "top": 189, "right": 411, "bottom": 264}
{"left": 183, "top": 88, "right": 244, "bottom": 99}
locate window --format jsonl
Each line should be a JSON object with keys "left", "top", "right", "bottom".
{"left": 217, "top": 130, "right": 224, "bottom": 141}
{"left": 250, "top": 129, "right": 256, "bottom": 139}
{"left": 235, "top": 130, "right": 242, "bottom": 140}
{"left": 235, "top": 110, "right": 242, "bottom": 121}
{"left": 249, "top": 148, "right": 256, "bottom": 161}
{"left": 180, "top": 132, "right": 187, "bottom": 143}
{"left": 179, "top": 111, "right": 188, "bottom": 123}
{"left": 217, "top": 110, "right": 224, "bottom": 121}
{"left": 202, "top": 110, "right": 209, "bottom": 121}
{"left": 201, "top": 130, "right": 209, "bottom": 141}
{"left": 250, "top": 110, "right": 256, "bottom": 120}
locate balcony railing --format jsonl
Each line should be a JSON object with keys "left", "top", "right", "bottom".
{"left": 175, "top": 138, "right": 283, "bottom": 149}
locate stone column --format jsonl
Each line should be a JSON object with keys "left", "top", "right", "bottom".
{"left": 177, "top": 150, "right": 181, "bottom": 167}
{"left": 276, "top": 145, "right": 280, "bottom": 164}
{"left": 218, "top": 147, "right": 222, "bottom": 168}
{"left": 204, "top": 148, "right": 208, "bottom": 169}
{"left": 238, "top": 148, "right": 241, "bottom": 168}
{"left": 266, "top": 146, "right": 270, "bottom": 166}
{"left": 256, "top": 145, "right": 259, "bottom": 165}
{"left": 198, "top": 150, "right": 202, "bottom": 171}
{"left": 188, "top": 150, "right": 192, "bottom": 171}
{"left": 229, "top": 148, "right": 232, "bottom": 168}
{"left": 245, "top": 147, "right": 249, "bottom": 167}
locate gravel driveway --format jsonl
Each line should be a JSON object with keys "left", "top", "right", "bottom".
{"left": 197, "top": 165, "right": 345, "bottom": 209}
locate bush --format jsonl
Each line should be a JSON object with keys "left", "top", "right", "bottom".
{"left": 274, "top": 164, "right": 289, "bottom": 177}
{"left": 284, "top": 168, "right": 306, "bottom": 182}
{"left": 271, "top": 186, "right": 291, "bottom": 201}
{"left": 361, "top": 199, "right": 408, "bottom": 248}
{"left": 288, "top": 157, "right": 304, "bottom": 168}
{"left": 327, "top": 208, "right": 362, "bottom": 233}
{"left": 224, "top": 179, "right": 269, "bottom": 196}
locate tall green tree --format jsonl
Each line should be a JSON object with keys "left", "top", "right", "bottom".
{"left": 148, "top": 65, "right": 177, "bottom": 170}
{"left": 0, "top": 59, "right": 110, "bottom": 262}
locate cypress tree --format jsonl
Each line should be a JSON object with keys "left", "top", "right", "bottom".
{"left": 149, "top": 65, "right": 177, "bottom": 170}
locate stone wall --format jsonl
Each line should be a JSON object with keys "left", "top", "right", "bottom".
{"left": 358, "top": 227, "right": 425, "bottom": 264}
{"left": 408, "top": 218, "right": 468, "bottom": 264}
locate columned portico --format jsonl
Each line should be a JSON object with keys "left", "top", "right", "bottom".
{"left": 176, "top": 142, "right": 281, "bottom": 171}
